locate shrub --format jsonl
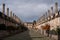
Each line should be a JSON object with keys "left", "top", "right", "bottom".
{"left": 49, "top": 29, "right": 58, "bottom": 35}
{"left": 57, "top": 27, "right": 60, "bottom": 35}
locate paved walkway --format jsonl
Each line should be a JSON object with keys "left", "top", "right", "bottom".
{"left": 3, "top": 29, "right": 54, "bottom": 40}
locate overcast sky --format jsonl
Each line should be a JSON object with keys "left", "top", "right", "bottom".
{"left": 0, "top": 0, "right": 60, "bottom": 22}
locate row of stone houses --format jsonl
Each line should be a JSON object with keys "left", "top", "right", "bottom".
{"left": 0, "top": 3, "right": 22, "bottom": 27}
{"left": 24, "top": 22, "right": 33, "bottom": 29}
{"left": 36, "top": 2, "right": 60, "bottom": 40}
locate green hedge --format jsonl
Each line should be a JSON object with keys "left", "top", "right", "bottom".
{"left": 57, "top": 28, "right": 60, "bottom": 35}
{"left": 49, "top": 30, "right": 58, "bottom": 35}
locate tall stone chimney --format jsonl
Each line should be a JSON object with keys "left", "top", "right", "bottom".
{"left": 15, "top": 15, "right": 18, "bottom": 22}
{"left": 2, "top": 3, "right": 5, "bottom": 14}
{"left": 50, "top": 7, "right": 54, "bottom": 19}
{"left": 45, "top": 12, "right": 47, "bottom": 20}
{"left": 7, "top": 8, "right": 9, "bottom": 16}
{"left": 48, "top": 10, "right": 50, "bottom": 16}
{"left": 48, "top": 10, "right": 51, "bottom": 20}
{"left": 55, "top": 2, "right": 58, "bottom": 13}
{"left": 15, "top": 15, "right": 16, "bottom": 20}
{"left": 13, "top": 13, "right": 15, "bottom": 19}
{"left": 51, "top": 7, "right": 53, "bottom": 14}
{"left": 10, "top": 11, "right": 12, "bottom": 17}
{"left": 14, "top": 14, "right": 15, "bottom": 19}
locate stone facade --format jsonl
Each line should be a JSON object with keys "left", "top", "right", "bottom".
{"left": 36, "top": 2, "right": 60, "bottom": 40}
{"left": 24, "top": 22, "right": 33, "bottom": 29}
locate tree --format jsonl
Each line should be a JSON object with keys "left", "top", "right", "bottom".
{"left": 32, "top": 20, "right": 36, "bottom": 28}
{"left": 33, "top": 20, "right": 36, "bottom": 25}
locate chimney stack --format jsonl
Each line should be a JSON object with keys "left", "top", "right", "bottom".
{"left": 2, "top": 3, "right": 5, "bottom": 14}
{"left": 15, "top": 15, "right": 16, "bottom": 20}
{"left": 15, "top": 15, "right": 17, "bottom": 21}
{"left": 48, "top": 10, "right": 50, "bottom": 16}
{"left": 51, "top": 7, "right": 53, "bottom": 14}
{"left": 14, "top": 14, "right": 16, "bottom": 19}
{"left": 7, "top": 8, "right": 9, "bottom": 16}
{"left": 55, "top": 2, "right": 58, "bottom": 13}
{"left": 13, "top": 13, "right": 15, "bottom": 19}
{"left": 10, "top": 11, "right": 12, "bottom": 17}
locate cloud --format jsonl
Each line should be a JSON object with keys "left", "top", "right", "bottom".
{"left": 15, "top": 3, "right": 49, "bottom": 22}
{"left": 0, "top": 0, "right": 60, "bottom": 22}
{"left": 15, "top": 3, "right": 49, "bottom": 16}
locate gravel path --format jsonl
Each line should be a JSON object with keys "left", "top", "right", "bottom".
{"left": 3, "top": 29, "right": 54, "bottom": 40}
